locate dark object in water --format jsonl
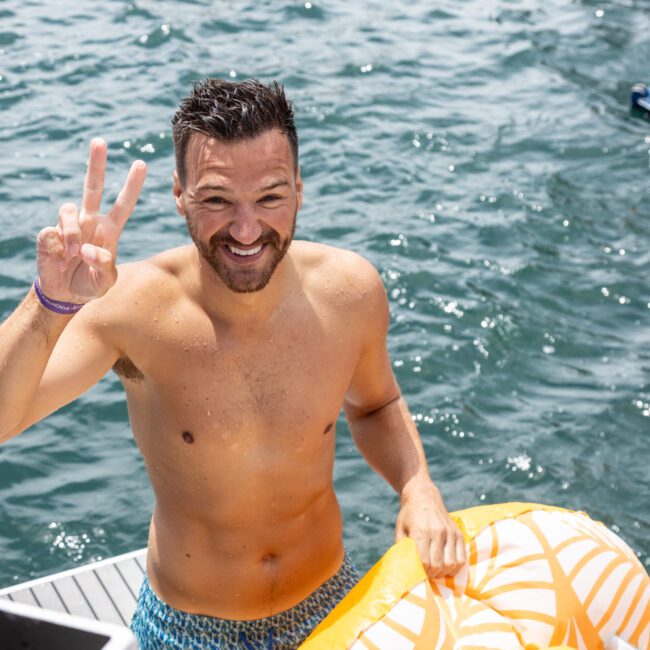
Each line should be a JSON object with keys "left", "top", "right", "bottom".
{"left": 630, "top": 83, "right": 650, "bottom": 114}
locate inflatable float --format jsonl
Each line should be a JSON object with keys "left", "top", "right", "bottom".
{"left": 300, "top": 503, "right": 650, "bottom": 650}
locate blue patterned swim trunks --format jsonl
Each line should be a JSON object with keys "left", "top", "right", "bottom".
{"left": 130, "top": 552, "right": 360, "bottom": 650}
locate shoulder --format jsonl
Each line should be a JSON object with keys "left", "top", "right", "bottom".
{"left": 291, "top": 240, "right": 388, "bottom": 316}
{"left": 293, "top": 240, "right": 383, "bottom": 287}
{"left": 78, "top": 245, "right": 194, "bottom": 325}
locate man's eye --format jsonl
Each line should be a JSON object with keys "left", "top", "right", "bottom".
{"left": 206, "top": 197, "right": 226, "bottom": 204}
{"left": 261, "top": 195, "right": 281, "bottom": 202}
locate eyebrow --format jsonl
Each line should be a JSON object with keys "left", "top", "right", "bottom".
{"left": 196, "top": 179, "right": 290, "bottom": 193}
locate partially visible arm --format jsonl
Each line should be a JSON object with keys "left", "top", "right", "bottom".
{"left": 0, "top": 289, "right": 73, "bottom": 439}
{"left": 343, "top": 257, "right": 465, "bottom": 579}
{"left": 0, "top": 287, "right": 122, "bottom": 442}
{"left": 0, "top": 138, "right": 146, "bottom": 441}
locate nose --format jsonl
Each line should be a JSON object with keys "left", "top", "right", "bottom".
{"left": 228, "top": 204, "right": 262, "bottom": 245}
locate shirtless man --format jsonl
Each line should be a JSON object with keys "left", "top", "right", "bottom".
{"left": 0, "top": 79, "right": 465, "bottom": 649}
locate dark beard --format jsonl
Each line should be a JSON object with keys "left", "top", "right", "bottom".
{"left": 188, "top": 214, "right": 296, "bottom": 293}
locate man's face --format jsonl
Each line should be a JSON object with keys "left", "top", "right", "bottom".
{"left": 173, "top": 129, "right": 303, "bottom": 293}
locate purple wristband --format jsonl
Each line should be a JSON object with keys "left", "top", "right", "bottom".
{"left": 33, "top": 278, "right": 84, "bottom": 315}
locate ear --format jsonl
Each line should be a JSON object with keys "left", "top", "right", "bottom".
{"left": 172, "top": 170, "right": 186, "bottom": 217}
{"left": 295, "top": 169, "right": 304, "bottom": 212}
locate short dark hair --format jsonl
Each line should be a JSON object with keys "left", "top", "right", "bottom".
{"left": 172, "top": 78, "right": 298, "bottom": 186}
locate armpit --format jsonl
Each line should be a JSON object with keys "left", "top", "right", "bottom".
{"left": 112, "top": 356, "right": 144, "bottom": 381}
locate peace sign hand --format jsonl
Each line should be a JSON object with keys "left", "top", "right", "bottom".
{"left": 36, "top": 138, "right": 147, "bottom": 304}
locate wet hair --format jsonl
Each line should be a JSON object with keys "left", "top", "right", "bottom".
{"left": 172, "top": 78, "right": 298, "bottom": 186}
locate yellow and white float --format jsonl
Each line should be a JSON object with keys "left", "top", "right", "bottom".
{"left": 300, "top": 503, "right": 650, "bottom": 650}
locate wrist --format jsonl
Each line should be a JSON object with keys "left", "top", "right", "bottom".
{"left": 399, "top": 475, "right": 441, "bottom": 504}
{"left": 33, "top": 278, "right": 84, "bottom": 315}
{"left": 23, "top": 289, "right": 75, "bottom": 341}
{"left": 26, "top": 286, "right": 70, "bottom": 317}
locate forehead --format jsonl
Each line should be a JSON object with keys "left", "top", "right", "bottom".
{"left": 184, "top": 129, "right": 295, "bottom": 187}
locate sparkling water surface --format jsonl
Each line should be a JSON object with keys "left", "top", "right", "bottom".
{"left": 0, "top": 0, "right": 648, "bottom": 585}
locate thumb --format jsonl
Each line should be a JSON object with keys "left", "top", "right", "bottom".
{"left": 80, "top": 243, "right": 117, "bottom": 291}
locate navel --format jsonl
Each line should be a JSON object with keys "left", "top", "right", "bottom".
{"left": 182, "top": 431, "right": 195, "bottom": 444}
{"left": 323, "top": 422, "right": 333, "bottom": 435}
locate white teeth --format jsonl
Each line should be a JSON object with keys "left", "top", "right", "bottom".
{"left": 227, "top": 244, "right": 262, "bottom": 256}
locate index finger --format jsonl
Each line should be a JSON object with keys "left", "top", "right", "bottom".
{"left": 108, "top": 160, "right": 147, "bottom": 234}
{"left": 82, "top": 138, "right": 108, "bottom": 214}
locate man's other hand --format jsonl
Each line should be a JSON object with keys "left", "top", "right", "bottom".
{"left": 395, "top": 481, "right": 467, "bottom": 580}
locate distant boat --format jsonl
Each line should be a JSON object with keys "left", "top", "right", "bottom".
{"left": 631, "top": 83, "right": 650, "bottom": 113}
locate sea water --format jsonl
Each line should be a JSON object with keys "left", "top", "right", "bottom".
{"left": 0, "top": 0, "right": 648, "bottom": 585}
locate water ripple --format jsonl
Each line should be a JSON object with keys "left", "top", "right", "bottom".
{"left": 0, "top": 0, "right": 648, "bottom": 580}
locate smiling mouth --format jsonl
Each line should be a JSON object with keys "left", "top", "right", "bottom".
{"left": 227, "top": 243, "right": 263, "bottom": 256}
{"left": 220, "top": 241, "right": 268, "bottom": 264}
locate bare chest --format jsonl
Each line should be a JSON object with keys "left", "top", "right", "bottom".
{"left": 119, "top": 305, "right": 357, "bottom": 442}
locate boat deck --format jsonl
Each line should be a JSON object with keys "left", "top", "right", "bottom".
{"left": 0, "top": 548, "right": 146, "bottom": 627}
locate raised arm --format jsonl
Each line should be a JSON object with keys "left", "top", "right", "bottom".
{"left": 343, "top": 257, "right": 466, "bottom": 579}
{"left": 0, "top": 139, "right": 146, "bottom": 441}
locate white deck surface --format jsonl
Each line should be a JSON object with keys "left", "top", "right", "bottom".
{"left": 0, "top": 548, "right": 146, "bottom": 627}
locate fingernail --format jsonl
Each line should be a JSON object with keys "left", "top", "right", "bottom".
{"left": 58, "top": 260, "right": 67, "bottom": 271}
{"left": 69, "top": 244, "right": 80, "bottom": 257}
{"left": 82, "top": 244, "right": 96, "bottom": 261}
